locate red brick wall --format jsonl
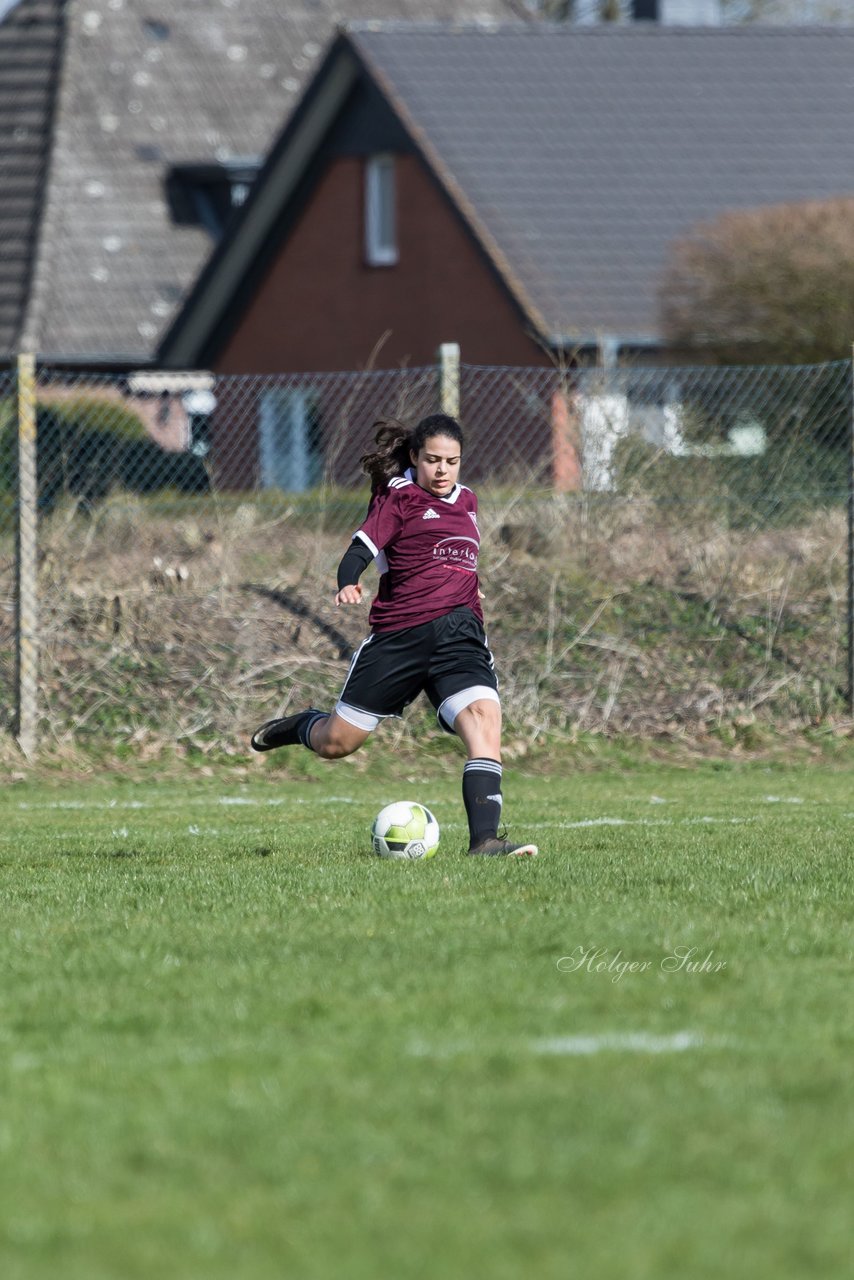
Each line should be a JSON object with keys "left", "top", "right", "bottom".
{"left": 215, "top": 155, "right": 551, "bottom": 374}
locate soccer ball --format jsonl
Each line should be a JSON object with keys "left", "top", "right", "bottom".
{"left": 371, "top": 801, "right": 440, "bottom": 860}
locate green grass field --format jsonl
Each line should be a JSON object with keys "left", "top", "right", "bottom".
{"left": 2, "top": 757, "right": 852, "bottom": 1279}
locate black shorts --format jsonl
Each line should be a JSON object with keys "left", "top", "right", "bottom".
{"left": 336, "top": 607, "right": 499, "bottom": 734}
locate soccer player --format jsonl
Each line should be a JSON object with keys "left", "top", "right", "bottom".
{"left": 250, "top": 413, "right": 538, "bottom": 857}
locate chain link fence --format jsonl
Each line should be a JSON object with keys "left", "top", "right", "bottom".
{"left": 0, "top": 354, "right": 851, "bottom": 755}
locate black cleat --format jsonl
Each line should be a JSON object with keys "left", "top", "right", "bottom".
{"left": 250, "top": 709, "right": 324, "bottom": 752}
{"left": 467, "top": 837, "right": 538, "bottom": 857}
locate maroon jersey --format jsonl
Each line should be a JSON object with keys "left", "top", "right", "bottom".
{"left": 354, "top": 468, "right": 483, "bottom": 632}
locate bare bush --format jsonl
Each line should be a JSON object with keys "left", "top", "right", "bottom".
{"left": 660, "top": 196, "right": 854, "bottom": 365}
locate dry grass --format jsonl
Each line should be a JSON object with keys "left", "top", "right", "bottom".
{"left": 0, "top": 489, "right": 850, "bottom": 766}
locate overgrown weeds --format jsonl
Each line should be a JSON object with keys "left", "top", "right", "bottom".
{"left": 0, "top": 488, "right": 850, "bottom": 769}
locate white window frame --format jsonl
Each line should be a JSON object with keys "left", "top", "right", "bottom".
{"left": 364, "top": 154, "right": 398, "bottom": 266}
{"left": 259, "top": 388, "right": 322, "bottom": 492}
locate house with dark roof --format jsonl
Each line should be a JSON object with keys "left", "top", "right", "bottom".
{"left": 159, "top": 22, "right": 854, "bottom": 378}
{"left": 0, "top": 0, "right": 63, "bottom": 356}
{"left": 0, "top": 0, "right": 517, "bottom": 365}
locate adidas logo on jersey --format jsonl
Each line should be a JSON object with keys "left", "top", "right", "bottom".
{"left": 422, "top": 508, "right": 441, "bottom": 520}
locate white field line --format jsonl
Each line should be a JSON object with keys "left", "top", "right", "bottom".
{"left": 109, "top": 826, "right": 267, "bottom": 839}
{"left": 10, "top": 795, "right": 361, "bottom": 812}
{"left": 531, "top": 1031, "right": 707, "bottom": 1055}
{"left": 0, "top": 825, "right": 271, "bottom": 843}
{"left": 6, "top": 795, "right": 809, "bottom": 818}
{"left": 0, "top": 813, "right": 816, "bottom": 848}
{"left": 522, "top": 816, "right": 749, "bottom": 830}
{"left": 8, "top": 1029, "right": 715, "bottom": 1074}
{"left": 683, "top": 816, "right": 748, "bottom": 825}
{"left": 0, "top": 795, "right": 819, "bottom": 846}
{"left": 408, "top": 1030, "right": 713, "bottom": 1059}
{"left": 5, "top": 1039, "right": 270, "bottom": 1073}
{"left": 216, "top": 796, "right": 357, "bottom": 806}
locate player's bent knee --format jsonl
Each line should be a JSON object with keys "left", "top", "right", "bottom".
{"left": 313, "top": 712, "right": 371, "bottom": 760}
{"left": 457, "top": 698, "right": 501, "bottom": 730}
{"left": 453, "top": 697, "right": 502, "bottom": 757}
{"left": 471, "top": 697, "right": 501, "bottom": 721}
{"left": 317, "top": 740, "right": 357, "bottom": 760}
{"left": 437, "top": 685, "right": 500, "bottom": 732}
{"left": 315, "top": 738, "right": 361, "bottom": 760}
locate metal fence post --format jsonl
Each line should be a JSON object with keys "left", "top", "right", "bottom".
{"left": 15, "top": 353, "right": 39, "bottom": 756}
{"left": 849, "top": 343, "right": 854, "bottom": 714}
{"left": 437, "top": 342, "right": 460, "bottom": 418}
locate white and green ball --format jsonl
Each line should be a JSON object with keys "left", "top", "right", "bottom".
{"left": 371, "top": 801, "right": 440, "bottom": 860}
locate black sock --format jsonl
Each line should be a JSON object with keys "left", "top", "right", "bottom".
{"left": 463, "top": 758, "right": 503, "bottom": 846}
{"left": 298, "top": 711, "right": 328, "bottom": 751}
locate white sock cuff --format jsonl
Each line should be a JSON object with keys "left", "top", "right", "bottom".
{"left": 464, "top": 757, "right": 503, "bottom": 776}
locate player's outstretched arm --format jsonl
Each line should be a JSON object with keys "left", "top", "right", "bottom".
{"left": 335, "top": 539, "right": 373, "bottom": 607}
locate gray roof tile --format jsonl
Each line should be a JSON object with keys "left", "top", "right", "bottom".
{"left": 0, "top": 0, "right": 63, "bottom": 355}
{"left": 3, "top": 0, "right": 516, "bottom": 362}
{"left": 350, "top": 24, "right": 854, "bottom": 342}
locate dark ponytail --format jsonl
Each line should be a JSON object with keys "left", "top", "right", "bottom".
{"left": 360, "top": 418, "right": 412, "bottom": 492}
{"left": 360, "top": 413, "right": 464, "bottom": 492}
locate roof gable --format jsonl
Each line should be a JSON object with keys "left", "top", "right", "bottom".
{"left": 349, "top": 24, "right": 854, "bottom": 345}
{"left": 160, "top": 23, "right": 854, "bottom": 364}
{"left": 0, "top": 0, "right": 64, "bottom": 355}
{"left": 6, "top": 0, "right": 517, "bottom": 362}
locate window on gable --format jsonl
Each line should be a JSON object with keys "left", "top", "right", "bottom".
{"left": 143, "top": 19, "right": 171, "bottom": 41}
{"left": 165, "top": 159, "right": 260, "bottom": 239}
{"left": 364, "top": 154, "right": 398, "bottom": 266}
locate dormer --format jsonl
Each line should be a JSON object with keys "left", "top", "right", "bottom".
{"left": 631, "top": 0, "right": 722, "bottom": 21}
{"left": 165, "top": 158, "right": 262, "bottom": 240}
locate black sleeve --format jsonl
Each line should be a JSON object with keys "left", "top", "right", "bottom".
{"left": 336, "top": 538, "right": 374, "bottom": 590}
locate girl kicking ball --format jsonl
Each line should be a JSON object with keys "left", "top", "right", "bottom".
{"left": 251, "top": 412, "right": 537, "bottom": 857}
